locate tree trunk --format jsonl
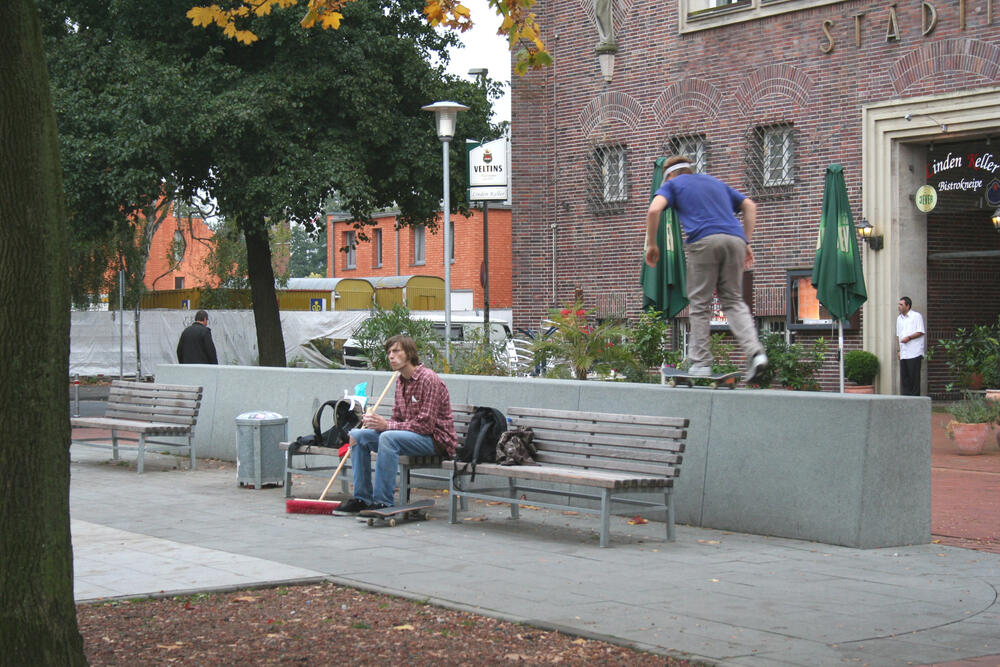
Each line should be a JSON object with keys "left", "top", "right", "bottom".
{"left": 243, "top": 222, "right": 287, "bottom": 367}
{"left": 0, "top": 1, "right": 87, "bottom": 664}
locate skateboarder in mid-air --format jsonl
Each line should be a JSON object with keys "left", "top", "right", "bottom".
{"left": 645, "top": 156, "right": 768, "bottom": 383}
{"left": 336, "top": 335, "right": 457, "bottom": 515}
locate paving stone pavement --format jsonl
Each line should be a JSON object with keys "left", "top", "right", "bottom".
{"left": 68, "top": 435, "right": 1000, "bottom": 667}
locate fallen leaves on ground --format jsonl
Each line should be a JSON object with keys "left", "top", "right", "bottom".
{"left": 78, "top": 582, "right": 703, "bottom": 665}
{"left": 627, "top": 516, "right": 649, "bottom": 525}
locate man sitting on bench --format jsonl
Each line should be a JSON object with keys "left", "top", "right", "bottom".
{"left": 337, "top": 335, "right": 457, "bottom": 514}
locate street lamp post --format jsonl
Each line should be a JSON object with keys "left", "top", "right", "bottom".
{"left": 421, "top": 101, "right": 469, "bottom": 365}
{"left": 467, "top": 67, "right": 491, "bottom": 332}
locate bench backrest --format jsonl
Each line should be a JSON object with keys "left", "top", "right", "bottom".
{"left": 106, "top": 380, "right": 203, "bottom": 426}
{"left": 507, "top": 406, "right": 687, "bottom": 478}
{"left": 374, "top": 402, "right": 474, "bottom": 446}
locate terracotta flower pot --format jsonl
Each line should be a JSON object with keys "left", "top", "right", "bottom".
{"left": 844, "top": 384, "right": 874, "bottom": 394}
{"left": 985, "top": 389, "right": 1000, "bottom": 402}
{"left": 947, "top": 421, "right": 992, "bottom": 455}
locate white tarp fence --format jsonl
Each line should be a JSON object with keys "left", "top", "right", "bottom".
{"left": 70, "top": 309, "right": 368, "bottom": 377}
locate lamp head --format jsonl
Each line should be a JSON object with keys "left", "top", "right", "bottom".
{"left": 992, "top": 207, "right": 1000, "bottom": 232}
{"left": 421, "top": 101, "right": 470, "bottom": 141}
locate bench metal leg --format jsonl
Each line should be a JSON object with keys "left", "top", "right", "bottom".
{"left": 188, "top": 433, "right": 196, "bottom": 470}
{"left": 508, "top": 478, "right": 519, "bottom": 520}
{"left": 665, "top": 489, "right": 675, "bottom": 542}
{"left": 136, "top": 433, "right": 146, "bottom": 474}
{"left": 599, "top": 488, "right": 611, "bottom": 548}
{"left": 448, "top": 473, "right": 459, "bottom": 524}
{"left": 111, "top": 429, "right": 120, "bottom": 461}
{"left": 398, "top": 462, "right": 411, "bottom": 505}
{"left": 284, "top": 451, "right": 294, "bottom": 498}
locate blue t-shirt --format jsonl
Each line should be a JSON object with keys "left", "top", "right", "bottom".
{"left": 655, "top": 173, "right": 748, "bottom": 244}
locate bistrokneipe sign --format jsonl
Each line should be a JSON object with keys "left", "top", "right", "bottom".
{"left": 467, "top": 137, "right": 509, "bottom": 202}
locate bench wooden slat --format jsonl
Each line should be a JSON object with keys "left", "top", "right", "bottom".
{"left": 71, "top": 380, "right": 202, "bottom": 473}
{"left": 511, "top": 416, "right": 687, "bottom": 441}
{"left": 532, "top": 442, "right": 683, "bottom": 464}
{"left": 446, "top": 406, "right": 689, "bottom": 547}
{"left": 508, "top": 406, "right": 689, "bottom": 429}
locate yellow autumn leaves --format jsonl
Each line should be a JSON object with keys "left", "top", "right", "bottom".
{"left": 187, "top": 0, "right": 551, "bottom": 72}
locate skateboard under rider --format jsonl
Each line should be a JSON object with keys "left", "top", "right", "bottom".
{"left": 660, "top": 367, "right": 741, "bottom": 389}
{"left": 358, "top": 499, "right": 435, "bottom": 527}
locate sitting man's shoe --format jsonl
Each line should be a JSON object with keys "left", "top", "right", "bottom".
{"left": 336, "top": 497, "right": 369, "bottom": 514}
{"left": 687, "top": 364, "right": 713, "bottom": 377}
{"left": 367, "top": 502, "right": 390, "bottom": 512}
{"left": 746, "top": 352, "right": 769, "bottom": 383}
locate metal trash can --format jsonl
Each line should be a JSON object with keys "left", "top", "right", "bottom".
{"left": 235, "top": 411, "right": 288, "bottom": 488}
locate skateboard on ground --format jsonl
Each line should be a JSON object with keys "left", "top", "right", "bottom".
{"left": 358, "top": 499, "right": 435, "bottom": 527}
{"left": 660, "top": 367, "right": 741, "bottom": 389}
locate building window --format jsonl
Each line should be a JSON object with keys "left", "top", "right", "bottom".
{"left": 667, "top": 134, "right": 707, "bottom": 174}
{"left": 746, "top": 123, "right": 795, "bottom": 198}
{"left": 586, "top": 144, "right": 629, "bottom": 214}
{"left": 680, "top": 0, "right": 844, "bottom": 33}
{"left": 373, "top": 228, "right": 383, "bottom": 268}
{"left": 344, "top": 230, "right": 356, "bottom": 270}
{"left": 413, "top": 225, "right": 426, "bottom": 265}
{"left": 174, "top": 277, "right": 185, "bottom": 289}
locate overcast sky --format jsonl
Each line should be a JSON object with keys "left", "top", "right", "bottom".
{"left": 442, "top": 0, "right": 512, "bottom": 125}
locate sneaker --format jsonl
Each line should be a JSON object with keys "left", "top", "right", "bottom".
{"left": 333, "top": 498, "right": 369, "bottom": 514}
{"left": 745, "top": 352, "right": 769, "bottom": 383}
{"left": 687, "top": 364, "right": 713, "bottom": 377}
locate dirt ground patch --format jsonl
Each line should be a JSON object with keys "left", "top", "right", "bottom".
{"left": 78, "top": 581, "right": 703, "bottom": 666}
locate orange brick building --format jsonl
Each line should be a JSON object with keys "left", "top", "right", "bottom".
{"left": 326, "top": 206, "right": 512, "bottom": 310}
{"left": 143, "top": 204, "right": 218, "bottom": 292}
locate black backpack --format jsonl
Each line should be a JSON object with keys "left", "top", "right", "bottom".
{"left": 289, "top": 398, "right": 363, "bottom": 453}
{"left": 454, "top": 406, "right": 507, "bottom": 481}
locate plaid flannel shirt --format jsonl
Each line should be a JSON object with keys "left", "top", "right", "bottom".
{"left": 386, "top": 364, "right": 457, "bottom": 456}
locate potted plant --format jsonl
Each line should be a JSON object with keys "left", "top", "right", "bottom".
{"left": 936, "top": 316, "right": 1000, "bottom": 391}
{"left": 946, "top": 392, "right": 1000, "bottom": 455}
{"left": 843, "top": 349, "right": 879, "bottom": 393}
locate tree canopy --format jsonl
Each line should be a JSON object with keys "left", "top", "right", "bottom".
{"left": 44, "top": 0, "right": 501, "bottom": 365}
{"left": 187, "top": 0, "right": 551, "bottom": 73}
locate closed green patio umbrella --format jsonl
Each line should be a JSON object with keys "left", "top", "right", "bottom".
{"left": 812, "top": 164, "right": 867, "bottom": 392}
{"left": 641, "top": 157, "right": 688, "bottom": 320}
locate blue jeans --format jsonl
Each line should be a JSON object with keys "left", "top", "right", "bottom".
{"left": 348, "top": 428, "right": 436, "bottom": 506}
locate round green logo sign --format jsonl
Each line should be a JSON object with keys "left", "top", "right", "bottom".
{"left": 915, "top": 185, "right": 937, "bottom": 213}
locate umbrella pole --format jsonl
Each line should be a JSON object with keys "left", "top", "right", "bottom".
{"left": 838, "top": 321, "right": 845, "bottom": 393}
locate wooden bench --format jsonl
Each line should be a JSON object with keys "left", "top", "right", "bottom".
{"left": 70, "top": 380, "right": 203, "bottom": 473}
{"left": 443, "top": 406, "right": 688, "bottom": 547}
{"left": 280, "top": 403, "right": 474, "bottom": 505}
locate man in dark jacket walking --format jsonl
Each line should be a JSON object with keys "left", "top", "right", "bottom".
{"left": 177, "top": 310, "right": 218, "bottom": 364}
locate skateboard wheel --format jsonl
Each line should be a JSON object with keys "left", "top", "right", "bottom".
{"left": 367, "top": 518, "right": 375, "bottom": 526}
{"left": 668, "top": 379, "right": 677, "bottom": 387}
{"left": 710, "top": 381, "right": 718, "bottom": 389}
{"left": 388, "top": 518, "right": 397, "bottom": 527}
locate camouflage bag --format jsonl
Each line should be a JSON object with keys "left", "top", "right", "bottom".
{"left": 495, "top": 426, "right": 538, "bottom": 466}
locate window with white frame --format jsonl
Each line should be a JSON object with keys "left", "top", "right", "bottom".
{"left": 586, "top": 144, "right": 629, "bottom": 213}
{"left": 601, "top": 145, "right": 627, "bottom": 203}
{"left": 413, "top": 225, "right": 425, "bottom": 265}
{"left": 668, "top": 134, "right": 707, "bottom": 174}
{"left": 680, "top": 0, "right": 844, "bottom": 33}
{"left": 746, "top": 123, "right": 795, "bottom": 198}
{"left": 344, "top": 230, "right": 357, "bottom": 270}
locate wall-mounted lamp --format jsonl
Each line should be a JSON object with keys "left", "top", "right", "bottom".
{"left": 992, "top": 207, "right": 1000, "bottom": 232}
{"left": 856, "top": 218, "right": 884, "bottom": 250}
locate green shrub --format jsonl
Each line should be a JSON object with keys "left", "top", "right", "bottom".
{"left": 753, "top": 331, "right": 827, "bottom": 391}
{"left": 350, "top": 304, "right": 443, "bottom": 371}
{"left": 844, "top": 349, "right": 879, "bottom": 385}
{"left": 947, "top": 392, "right": 1000, "bottom": 424}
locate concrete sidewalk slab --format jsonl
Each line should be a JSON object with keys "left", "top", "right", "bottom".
{"left": 69, "top": 442, "right": 1000, "bottom": 667}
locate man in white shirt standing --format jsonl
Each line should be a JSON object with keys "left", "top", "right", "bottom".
{"left": 896, "top": 296, "right": 926, "bottom": 396}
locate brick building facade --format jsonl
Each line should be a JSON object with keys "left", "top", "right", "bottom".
{"left": 326, "top": 206, "right": 513, "bottom": 310}
{"left": 144, "top": 204, "right": 217, "bottom": 292}
{"left": 511, "top": 0, "right": 1000, "bottom": 395}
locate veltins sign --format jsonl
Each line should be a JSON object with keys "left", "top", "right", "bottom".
{"left": 915, "top": 185, "right": 937, "bottom": 212}
{"left": 466, "top": 138, "right": 509, "bottom": 202}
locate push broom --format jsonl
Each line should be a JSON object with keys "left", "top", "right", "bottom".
{"left": 285, "top": 371, "right": 400, "bottom": 515}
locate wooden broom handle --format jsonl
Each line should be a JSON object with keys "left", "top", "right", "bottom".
{"left": 367, "top": 370, "right": 400, "bottom": 415}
